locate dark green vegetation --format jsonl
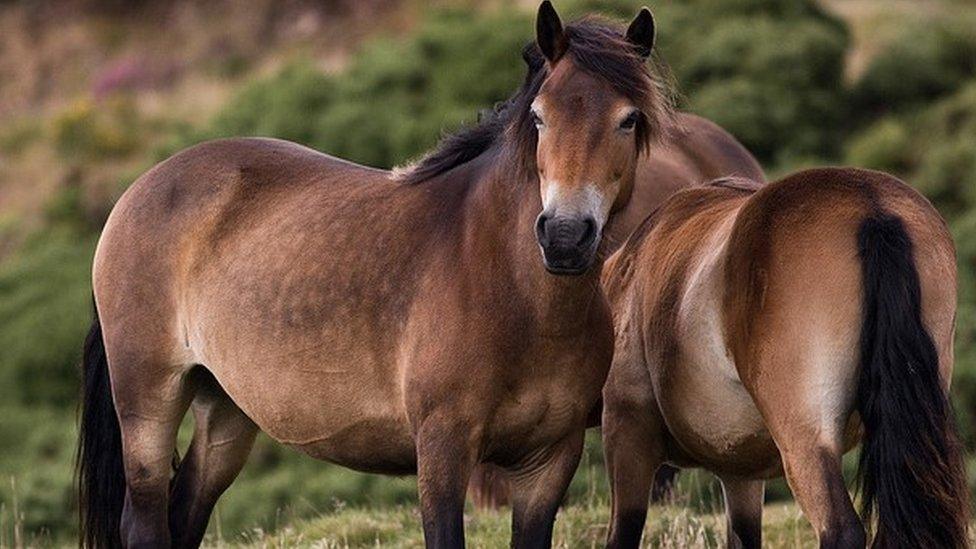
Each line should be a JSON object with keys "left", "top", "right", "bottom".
{"left": 1, "top": 0, "right": 975, "bottom": 544}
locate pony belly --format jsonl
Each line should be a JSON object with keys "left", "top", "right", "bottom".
{"left": 245, "top": 389, "right": 417, "bottom": 475}
{"left": 199, "top": 357, "right": 418, "bottom": 474}
{"left": 660, "top": 215, "right": 781, "bottom": 477}
{"left": 660, "top": 369, "right": 781, "bottom": 478}
{"left": 286, "top": 416, "right": 418, "bottom": 475}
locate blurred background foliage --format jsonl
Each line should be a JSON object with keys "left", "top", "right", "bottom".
{"left": 0, "top": 0, "right": 975, "bottom": 543}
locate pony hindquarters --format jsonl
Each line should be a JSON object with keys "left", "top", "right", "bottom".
{"left": 726, "top": 169, "right": 967, "bottom": 548}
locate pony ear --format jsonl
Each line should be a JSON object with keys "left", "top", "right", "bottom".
{"left": 626, "top": 7, "right": 655, "bottom": 59}
{"left": 536, "top": 1, "right": 566, "bottom": 63}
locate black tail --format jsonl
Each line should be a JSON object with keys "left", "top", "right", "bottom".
{"left": 855, "top": 213, "right": 969, "bottom": 548}
{"left": 77, "top": 306, "right": 125, "bottom": 548}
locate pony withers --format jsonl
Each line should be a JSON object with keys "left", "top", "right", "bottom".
{"left": 601, "top": 169, "right": 969, "bottom": 548}
{"left": 79, "top": 3, "right": 668, "bottom": 547}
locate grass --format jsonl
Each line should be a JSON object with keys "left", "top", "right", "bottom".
{"left": 215, "top": 502, "right": 818, "bottom": 548}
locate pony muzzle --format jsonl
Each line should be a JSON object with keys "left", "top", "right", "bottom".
{"left": 535, "top": 212, "right": 600, "bottom": 275}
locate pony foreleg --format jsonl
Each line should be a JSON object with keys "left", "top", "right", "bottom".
{"left": 508, "top": 429, "right": 585, "bottom": 549}
{"left": 415, "top": 416, "right": 481, "bottom": 549}
{"left": 649, "top": 464, "right": 679, "bottom": 503}
{"left": 719, "top": 476, "right": 763, "bottom": 549}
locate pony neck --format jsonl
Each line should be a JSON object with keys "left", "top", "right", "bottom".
{"left": 464, "top": 142, "right": 605, "bottom": 336}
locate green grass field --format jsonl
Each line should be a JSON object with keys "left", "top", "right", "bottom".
{"left": 214, "top": 503, "right": 819, "bottom": 548}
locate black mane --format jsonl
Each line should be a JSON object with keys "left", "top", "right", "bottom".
{"left": 398, "top": 16, "right": 673, "bottom": 185}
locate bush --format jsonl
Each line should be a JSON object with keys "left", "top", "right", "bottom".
{"left": 182, "top": 9, "right": 532, "bottom": 170}
{"left": 664, "top": 11, "right": 848, "bottom": 163}
{"left": 846, "top": 82, "right": 976, "bottom": 217}
{"left": 843, "top": 118, "right": 912, "bottom": 174}
{"left": 192, "top": 0, "right": 848, "bottom": 168}
{"left": 52, "top": 98, "right": 141, "bottom": 159}
{"left": 312, "top": 9, "right": 531, "bottom": 168}
{"left": 210, "top": 62, "right": 336, "bottom": 147}
{"left": 568, "top": 0, "right": 849, "bottom": 164}
{"left": 951, "top": 211, "right": 976, "bottom": 447}
{"left": 853, "top": 15, "right": 976, "bottom": 116}
{"left": 0, "top": 230, "right": 96, "bottom": 407}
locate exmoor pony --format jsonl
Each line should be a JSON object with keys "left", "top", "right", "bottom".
{"left": 601, "top": 169, "right": 968, "bottom": 548}
{"left": 79, "top": 3, "right": 671, "bottom": 547}
{"left": 466, "top": 108, "right": 764, "bottom": 510}
{"left": 466, "top": 71, "right": 764, "bottom": 512}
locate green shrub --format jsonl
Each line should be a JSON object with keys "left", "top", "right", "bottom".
{"left": 210, "top": 62, "right": 336, "bottom": 147}
{"left": 667, "top": 13, "right": 848, "bottom": 163}
{"left": 853, "top": 15, "right": 976, "bottom": 116}
{"left": 191, "top": 0, "right": 847, "bottom": 168}
{"left": 179, "top": 9, "right": 532, "bottom": 170}
{"left": 951, "top": 211, "right": 976, "bottom": 447}
{"left": 843, "top": 118, "right": 912, "bottom": 174}
{"left": 0, "top": 229, "right": 96, "bottom": 407}
{"left": 52, "top": 98, "right": 141, "bottom": 159}
{"left": 846, "top": 82, "right": 976, "bottom": 217}
{"left": 569, "top": 0, "right": 849, "bottom": 164}
{"left": 311, "top": 9, "right": 531, "bottom": 168}
{"left": 0, "top": 117, "right": 42, "bottom": 155}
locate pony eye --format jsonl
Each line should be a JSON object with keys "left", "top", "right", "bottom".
{"left": 619, "top": 111, "right": 640, "bottom": 131}
{"left": 531, "top": 110, "right": 545, "bottom": 129}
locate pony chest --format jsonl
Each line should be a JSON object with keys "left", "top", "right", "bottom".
{"left": 491, "top": 359, "right": 599, "bottom": 449}
{"left": 490, "top": 384, "right": 585, "bottom": 452}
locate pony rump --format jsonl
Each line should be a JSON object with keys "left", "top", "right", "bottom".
{"left": 398, "top": 16, "right": 674, "bottom": 185}
{"left": 854, "top": 212, "right": 969, "bottom": 548}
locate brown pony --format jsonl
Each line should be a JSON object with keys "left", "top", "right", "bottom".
{"left": 78, "top": 3, "right": 670, "bottom": 547}
{"left": 467, "top": 110, "right": 765, "bottom": 509}
{"left": 602, "top": 169, "right": 969, "bottom": 548}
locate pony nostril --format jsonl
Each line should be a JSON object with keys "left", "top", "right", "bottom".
{"left": 577, "top": 217, "right": 596, "bottom": 247}
{"left": 535, "top": 214, "right": 551, "bottom": 245}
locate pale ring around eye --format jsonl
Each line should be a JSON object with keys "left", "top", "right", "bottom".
{"left": 619, "top": 111, "right": 640, "bottom": 131}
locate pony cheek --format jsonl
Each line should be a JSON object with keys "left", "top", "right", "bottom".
{"left": 610, "top": 176, "right": 633, "bottom": 214}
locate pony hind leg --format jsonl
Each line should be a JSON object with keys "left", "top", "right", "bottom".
{"left": 110, "top": 355, "right": 195, "bottom": 548}
{"left": 169, "top": 368, "right": 257, "bottom": 547}
{"left": 508, "top": 430, "right": 585, "bottom": 549}
{"left": 746, "top": 356, "right": 864, "bottom": 547}
{"left": 777, "top": 439, "right": 864, "bottom": 548}
{"left": 752, "top": 358, "right": 864, "bottom": 549}
{"left": 467, "top": 463, "right": 511, "bottom": 509}
{"left": 719, "top": 476, "right": 764, "bottom": 549}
